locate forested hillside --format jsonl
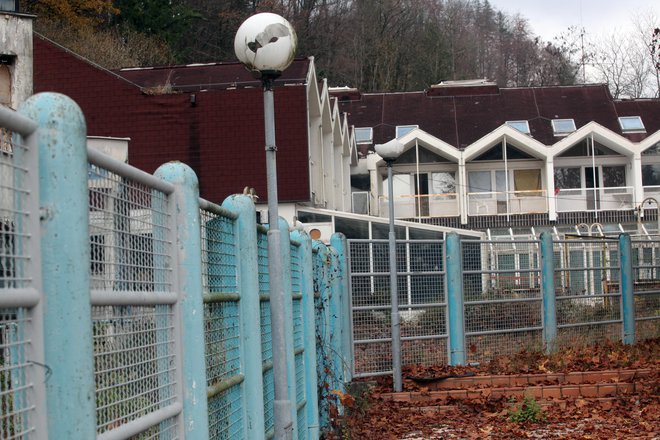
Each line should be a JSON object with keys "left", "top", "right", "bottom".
{"left": 22, "top": 0, "right": 659, "bottom": 95}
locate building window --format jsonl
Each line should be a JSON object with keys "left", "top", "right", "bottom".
{"left": 468, "top": 171, "right": 492, "bottom": 197}
{"left": 551, "top": 119, "right": 576, "bottom": 136}
{"left": 513, "top": 169, "right": 542, "bottom": 196}
{"left": 431, "top": 172, "right": 456, "bottom": 197}
{"left": 396, "top": 125, "right": 418, "bottom": 138}
{"left": 354, "top": 127, "right": 373, "bottom": 144}
{"left": 554, "top": 167, "right": 581, "bottom": 189}
{"left": 618, "top": 116, "right": 645, "bottom": 133}
{"left": 506, "top": 120, "right": 530, "bottom": 134}
{"left": 642, "top": 165, "right": 660, "bottom": 186}
{"left": 602, "top": 166, "right": 626, "bottom": 189}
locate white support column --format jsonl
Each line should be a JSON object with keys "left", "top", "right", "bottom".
{"left": 546, "top": 157, "right": 557, "bottom": 221}
{"left": 632, "top": 152, "right": 644, "bottom": 211}
{"left": 368, "top": 156, "right": 381, "bottom": 216}
{"left": 458, "top": 158, "right": 468, "bottom": 224}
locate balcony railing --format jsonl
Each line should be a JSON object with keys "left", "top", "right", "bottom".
{"left": 379, "top": 193, "right": 459, "bottom": 218}
{"left": 467, "top": 190, "right": 547, "bottom": 216}
{"left": 555, "top": 186, "right": 634, "bottom": 212}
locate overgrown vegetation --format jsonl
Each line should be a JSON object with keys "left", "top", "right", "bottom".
{"left": 507, "top": 395, "right": 546, "bottom": 424}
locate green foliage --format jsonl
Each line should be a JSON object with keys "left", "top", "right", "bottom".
{"left": 507, "top": 395, "right": 546, "bottom": 424}
{"left": 113, "top": 0, "right": 201, "bottom": 47}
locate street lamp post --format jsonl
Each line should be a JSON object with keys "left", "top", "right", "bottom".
{"left": 235, "top": 13, "right": 297, "bottom": 440}
{"left": 375, "top": 139, "right": 405, "bottom": 392}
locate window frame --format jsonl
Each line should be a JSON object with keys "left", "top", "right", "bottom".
{"left": 551, "top": 119, "right": 576, "bottom": 136}
{"left": 618, "top": 116, "right": 645, "bottom": 133}
{"left": 505, "top": 120, "right": 531, "bottom": 134}
{"left": 354, "top": 127, "right": 373, "bottom": 144}
{"left": 395, "top": 124, "right": 419, "bottom": 138}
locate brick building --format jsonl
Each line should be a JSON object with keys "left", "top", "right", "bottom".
{"left": 33, "top": 34, "right": 356, "bottom": 221}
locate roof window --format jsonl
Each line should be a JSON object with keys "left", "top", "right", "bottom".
{"left": 396, "top": 125, "right": 418, "bottom": 138}
{"left": 618, "top": 116, "right": 645, "bottom": 133}
{"left": 551, "top": 119, "right": 576, "bottom": 136}
{"left": 354, "top": 127, "right": 373, "bottom": 144}
{"left": 506, "top": 120, "right": 530, "bottom": 134}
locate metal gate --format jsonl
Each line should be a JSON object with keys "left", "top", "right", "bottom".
{"left": 348, "top": 239, "right": 448, "bottom": 378}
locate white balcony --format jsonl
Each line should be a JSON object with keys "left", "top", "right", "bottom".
{"left": 379, "top": 193, "right": 459, "bottom": 218}
{"left": 467, "top": 190, "right": 548, "bottom": 216}
{"left": 555, "top": 186, "right": 634, "bottom": 212}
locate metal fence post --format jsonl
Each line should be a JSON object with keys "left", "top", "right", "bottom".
{"left": 312, "top": 240, "right": 331, "bottom": 431}
{"left": 327, "top": 246, "right": 344, "bottom": 391}
{"left": 154, "top": 162, "right": 209, "bottom": 438}
{"left": 446, "top": 233, "right": 466, "bottom": 365}
{"left": 330, "top": 233, "right": 354, "bottom": 383}
{"left": 221, "top": 195, "right": 266, "bottom": 439}
{"left": 21, "top": 92, "right": 97, "bottom": 438}
{"left": 619, "top": 233, "right": 636, "bottom": 344}
{"left": 291, "top": 230, "right": 320, "bottom": 439}
{"left": 278, "top": 218, "right": 298, "bottom": 439}
{"left": 540, "top": 232, "right": 557, "bottom": 353}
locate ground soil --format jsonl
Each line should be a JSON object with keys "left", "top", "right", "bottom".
{"left": 329, "top": 338, "right": 660, "bottom": 439}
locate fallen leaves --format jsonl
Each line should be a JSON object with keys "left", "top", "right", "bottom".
{"left": 331, "top": 338, "right": 660, "bottom": 440}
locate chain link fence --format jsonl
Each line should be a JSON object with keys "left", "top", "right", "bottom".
{"left": 1, "top": 107, "right": 44, "bottom": 439}
{"left": 349, "top": 234, "right": 659, "bottom": 377}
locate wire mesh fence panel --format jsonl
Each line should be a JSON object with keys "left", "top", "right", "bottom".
{"left": 1, "top": 309, "right": 34, "bottom": 440}
{"left": 348, "top": 239, "right": 447, "bottom": 376}
{"left": 88, "top": 164, "right": 172, "bottom": 293}
{"left": 88, "top": 160, "right": 181, "bottom": 438}
{"left": 257, "top": 230, "right": 274, "bottom": 438}
{"left": 93, "top": 305, "right": 178, "bottom": 435}
{"left": 200, "top": 209, "right": 243, "bottom": 440}
{"left": 1, "top": 120, "right": 43, "bottom": 438}
{"left": 554, "top": 239, "right": 622, "bottom": 349}
{"left": 631, "top": 239, "right": 660, "bottom": 342}
{"left": 290, "top": 242, "right": 307, "bottom": 439}
{"left": 462, "top": 240, "right": 543, "bottom": 364}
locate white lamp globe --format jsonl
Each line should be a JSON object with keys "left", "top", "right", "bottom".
{"left": 234, "top": 13, "right": 297, "bottom": 76}
{"left": 375, "top": 139, "right": 405, "bottom": 161}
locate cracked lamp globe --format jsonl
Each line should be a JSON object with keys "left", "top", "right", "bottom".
{"left": 234, "top": 13, "right": 297, "bottom": 74}
{"left": 375, "top": 139, "right": 405, "bottom": 161}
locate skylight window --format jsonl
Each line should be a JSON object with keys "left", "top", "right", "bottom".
{"left": 396, "top": 125, "right": 418, "bottom": 138}
{"left": 354, "top": 127, "right": 373, "bottom": 144}
{"left": 618, "top": 116, "right": 645, "bottom": 133}
{"left": 506, "top": 120, "right": 530, "bottom": 134}
{"left": 551, "top": 119, "right": 576, "bottom": 136}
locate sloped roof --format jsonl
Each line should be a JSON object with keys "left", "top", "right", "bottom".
{"left": 114, "top": 59, "right": 310, "bottom": 92}
{"left": 334, "top": 83, "right": 660, "bottom": 149}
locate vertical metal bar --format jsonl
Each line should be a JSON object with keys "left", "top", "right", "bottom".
{"left": 25, "top": 92, "right": 97, "bottom": 438}
{"left": 540, "top": 232, "right": 557, "bottom": 353}
{"left": 446, "top": 233, "right": 466, "bottom": 366}
{"left": 312, "top": 241, "right": 331, "bottom": 431}
{"left": 328, "top": 246, "right": 343, "bottom": 393}
{"left": 154, "top": 162, "right": 209, "bottom": 437}
{"left": 222, "top": 195, "right": 266, "bottom": 440}
{"left": 330, "top": 233, "right": 354, "bottom": 382}
{"left": 16, "top": 103, "right": 48, "bottom": 439}
{"left": 387, "top": 162, "right": 402, "bottom": 391}
{"left": 290, "top": 230, "right": 320, "bottom": 439}
{"left": 278, "top": 217, "right": 298, "bottom": 440}
{"left": 263, "top": 83, "right": 293, "bottom": 440}
{"left": 619, "top": 233, "right": 636, "bottom": 344}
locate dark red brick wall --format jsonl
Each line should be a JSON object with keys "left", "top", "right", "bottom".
{"left": 33, "top": 36, "right": 311, "bottom": 204}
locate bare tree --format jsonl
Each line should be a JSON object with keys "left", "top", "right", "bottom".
{"left": 590, "top": 10, "right": 659, "bottom": 98}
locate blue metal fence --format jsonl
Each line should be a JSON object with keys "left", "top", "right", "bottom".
{"left": 349, "top": 231, "right": 660, "bottom": 378}
{"left": 0, "top": 93, "right": 348, "bottom": 439}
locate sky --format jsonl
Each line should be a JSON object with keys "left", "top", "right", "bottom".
{"left": 488, "top": 0, "right": 659, "bottom": 42}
